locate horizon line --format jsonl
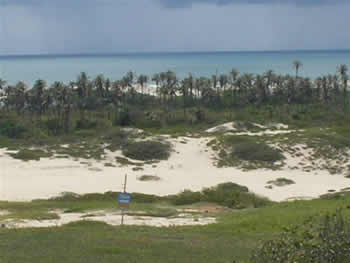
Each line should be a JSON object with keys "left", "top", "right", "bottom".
{"left": 1, "top": 48, "right": 350, "bottom": 58}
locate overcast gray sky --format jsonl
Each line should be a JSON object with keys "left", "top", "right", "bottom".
{"left": 0, "top": 0, "right": 349, "bottom": 55}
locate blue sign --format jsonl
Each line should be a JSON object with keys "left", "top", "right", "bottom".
{"left": 118, "top": 193, "right": 132, "bottom": 205}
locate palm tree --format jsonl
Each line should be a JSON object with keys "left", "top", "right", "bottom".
{"left": 229, "top": 69, "right": 239, "bottom": 106}
{"left": 219, "top": 74, "right": 228, "bottom": 96}
{"left": 212, "top": 73, "right": 218, "bottom": 94}
{"left": 32, "top": 79, "right": 47, "bottom": 126}
{"left": 137, "top": 74, "right": 148, "bottom": 98}
{"left": 105, "top": 78, "right": 111, "bottom": 95}
{"left": 152, "top": 73, "right": 161, "bottom": 101}
{"left": 293, "top": 60, "right": 303, "bottom": 78}
{"left": 76, "top": 72, "right": 89, "bottom": 121}
{"left": 0, "top": 78, "right": 6, "bottom": 92}
{"left": 13, "top": 81, "right": 27, "bottom": 115}
{"left": 61, "top": 84, "right": 73, "bottom": 133}
{"left": 338, "top": 64, "right": 348, "bottom": 110}
{"left": 94, "top": 74, "right": 105, "bottom": 98}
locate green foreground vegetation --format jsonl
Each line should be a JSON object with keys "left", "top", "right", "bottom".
{"left": 1, "top": 190, "right": 350, "bottom": 262}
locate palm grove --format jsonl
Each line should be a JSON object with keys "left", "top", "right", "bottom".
{"left": 0, "top": 61, "right": 349, "bottom": 137}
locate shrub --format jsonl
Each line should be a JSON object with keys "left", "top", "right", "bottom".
{"left": 114, "top": 109, "right": 133, "bottom": 127}
{"left": 170, "top": 182, "right": 270, "bottom": 208}
{"left": 233, "top": 142, "right": 284, "bottom": 163}
{"left": 138, "top": 175, "right": 161, "bottom": 181}
{"left": 44, "top": 118, "right": 64, "bottom": 135}
{"left": 0, "top": 119, "right": 28, "bottom": 138}
{"left": 136, "top": 119, "right": 162, "bottom": 129}
{"left": 75, "top": 119, "right": 98, "bottom": 130}
{"left": 132, "top": 193, "right": 160, "bottom": 203}
{"left": 201, "top": 183, "right": 268, "bottom": 209}
{"left": 122, "top": 141, "right": 171, "bottom": 161}
{"left": 171, "top": 190, "right": 202, "bottom": 205}
{"left": 9, "top": 149, "right": 52, "bottom": 161}
{"left": 250, "top": 210, "right": 350, "bottom": 263}
{"left": 104, "top": 129, "right": 129, "bottom": 151}
{"left": 74, "top": 129, "right": 97, "bottom": 138}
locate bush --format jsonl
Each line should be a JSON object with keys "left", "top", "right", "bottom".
{"left": 170, "top": 182, "right": 271, "bottom": 208}
{"left": 250, "top": 210, "right": 350, "bottom": 263}
{"left": 104, "top": 129, "right": 129, "bottom": 151}
{"left": 114, "top": 109, "right": 133, "bottom": 127}
{"left": 75, "top": 119, "right": 98, "bottom": 130}
{"left": 0, "top": 119, "right": 28, "bottom": 138}
{"left": 122, "top": 141, "right": 171, "bottom": 161}
{"left": 44, "top": 118, "right": 64, "bottom": 135}
{"left": 74, "top": 129, "right": 97, "bottom": 138}
{"left": 9, "top": 149, "right": 52, "bottom": 161}
{"left": 202, "top": 183, "right": 268, "bottom": 209}
{"left": 171, "top": 190, "right": 202, "bottom": 205}
{"left": 136, "top": 119, "right": 162, "bottom": 129}
{"left": 233, "top": 142, "right": 284, "bottom": 163}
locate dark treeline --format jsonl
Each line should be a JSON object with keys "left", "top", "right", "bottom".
{"left": 0, "top": 61, "right": 349, "bottom": 135}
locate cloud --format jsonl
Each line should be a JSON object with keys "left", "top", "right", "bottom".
{"left": 0, "top": 0, "right": 347, "bottom": 8}
{"left": 0, "top": 0, "right": 350, "bottom": 56}
{"left": 157, "top": 0, "right": 348, "bottom": 8}
{"left": 0, "top": 0, "right": 116, "bottom": 7}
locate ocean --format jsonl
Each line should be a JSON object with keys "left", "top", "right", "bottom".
{"left": 1, "top": 50, "right": 350, "bottom": 86}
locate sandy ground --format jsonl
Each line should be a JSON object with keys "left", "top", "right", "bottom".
{"left": 2, "top": 210, "right": 216, "bottom": 228}
{"left": 1, "top": 131, "right": 350, "bottom": 203}
{"left": 206, "top": 121, "right": 294, "bottom": 136}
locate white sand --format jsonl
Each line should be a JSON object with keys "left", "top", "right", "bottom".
{"left": 206, "top": 122, "right": 237, "bottom": 133}
{"left": 1, "top": 136, "right": 350, "bottom": 203}
{"left": 2, "top": 211, "right": 216, "bottom": 229}
{"left": 206, "top": 122, "right": 293, "bottom": 136}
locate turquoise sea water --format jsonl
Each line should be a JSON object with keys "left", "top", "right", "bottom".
{"left": 1, "top": 50, "right": 350, "bottom": 85}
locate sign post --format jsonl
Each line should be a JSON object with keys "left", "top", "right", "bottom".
{"left": 118, "top": 174, "right": 131, "bottom": 226}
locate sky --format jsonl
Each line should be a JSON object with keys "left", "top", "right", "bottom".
{"left": 0, "top": 0, "right": 349, "bottom": 55}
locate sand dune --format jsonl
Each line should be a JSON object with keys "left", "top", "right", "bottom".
{"left": 1, "top": 134, "right": 349, "bottom": 202}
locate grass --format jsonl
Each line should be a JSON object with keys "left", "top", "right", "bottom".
{"left": 1, "top": 192, "right": 350, "bottom": 262}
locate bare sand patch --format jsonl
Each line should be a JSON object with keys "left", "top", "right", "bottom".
{"left": 206, "top": 122, "right": 296, "bottom": 136}
{"left": 0, "top": 210, "right": 10, "bottom": 216}
{"left": 206, "top": 122, "right": 237, "bottom": 133}
{"left": 1, "top": 211, "right": 216, "bottom": 229}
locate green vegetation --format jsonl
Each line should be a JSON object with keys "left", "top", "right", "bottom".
{"left": 123, "top": 141, "right": 171, "bottom": 161}
{"left": 233, "top": 142, "right": 284, "bottom": 163}
{"left": 1, "top": 190, "right": 350, "bottom": 262}
{"left": 171, "top": 183, "right": 270, "bottom": 209}
{"left": 214, "top": 136, "right": 285, "bottom": 170}
{"left": 1, "top": 65, "right": 350, "bottom": 262}
{"left": 138, "top": 175, "right": 161, "bottom": 181}
{"left": 8, "top": 149, "right": 53, "bottom": 161}
{"left": 251, "top": 210, "right": 350, "bottom": 263}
